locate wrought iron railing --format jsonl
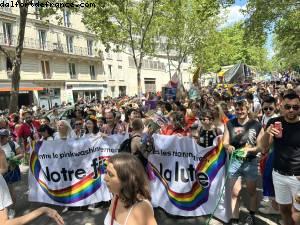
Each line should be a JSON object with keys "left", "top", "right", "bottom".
{"left": 0, "top": 33, "right": 96, "bottom": 57}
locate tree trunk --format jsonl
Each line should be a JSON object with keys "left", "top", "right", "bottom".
{"left": 137, "top": 66, "right": 142, "bottom": 97}
{"left": 177, "top": 64, "right": 182, "bottom": 83}
{"left": 9, "top": 1, "right": 28, "bottom": 113}
{"left": 166, "top": 44, "right": 172, "bottom": 80}
{"left": 9, "top": 61, "right": 22, "bottom": 113}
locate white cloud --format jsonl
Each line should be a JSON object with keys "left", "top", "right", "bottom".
{"left": 219, "top": 5, "right": 247, "bottom": 29}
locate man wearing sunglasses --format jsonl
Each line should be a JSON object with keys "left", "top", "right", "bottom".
{"left": 259, "top": 92, "right": 300, "bottom": 225}
{"left": 259, "top": 96, "right": 280, "bottom": 215}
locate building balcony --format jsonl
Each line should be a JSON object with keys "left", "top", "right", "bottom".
{"left": 0, "top": 34, "right": 100, "bottom": 58}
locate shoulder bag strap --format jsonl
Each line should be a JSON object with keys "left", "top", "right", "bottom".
{"left": 111, "top": 195, "right": 119, "bottom": 225}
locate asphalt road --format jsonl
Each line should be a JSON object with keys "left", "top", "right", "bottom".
{"left": 12, "top": 166, "right": 281, "bottom": 225}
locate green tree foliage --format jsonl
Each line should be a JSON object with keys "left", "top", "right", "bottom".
{"left": 82, "top": 0, "right": 159, "bottom": 95}
{"left": 193, "top": 22, "right": 270, "bottom": 73}
{"left": 156, "top": 0, "right": 221, "bottom": 79}
{"left": 273, "top": 9, "right": 300, "bottom": 70}
{"left": 244, "top": 0, "right": 300, "bottom": 70}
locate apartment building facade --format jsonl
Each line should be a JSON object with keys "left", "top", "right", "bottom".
{"left": 0, "top": 3, "right": 106, "bottom": 109}
{"left": 0, "top": 3, "right": 192, "bottom": 110}
{"left": 102, "top": 45, "right": 192, "bottom": 98}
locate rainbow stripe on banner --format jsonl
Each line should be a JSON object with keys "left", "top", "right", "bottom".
{"left": 151, "top": 140, "right": 226, "bottom": 211}
{"left": 29, "top": 146, "right": 106, "bottom": 204}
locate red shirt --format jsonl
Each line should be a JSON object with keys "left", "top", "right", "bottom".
{"left": 160, "top": 125, "right": 188, "bottom": 136}
{"left": 17, "top": 121, "right": 40, "bottom": 147}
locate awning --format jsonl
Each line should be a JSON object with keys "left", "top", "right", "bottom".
{"left": 0, "top": 82, "right": 44, "bottom": 92}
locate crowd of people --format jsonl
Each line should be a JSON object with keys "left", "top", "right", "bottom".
{"left": 0, "top": 80, "right": 300, "bottom": 225}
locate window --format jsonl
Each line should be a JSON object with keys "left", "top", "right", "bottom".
{"left": 128, "top": 57, "right": 135, "bottom": 67}
{"left": 144, "top": 78, "right": 156, "bottom": 93}
{"left": 63, "top": 9, "right": 71, "bottom": 27}
{"left": 119, "top": 86, "right": 126, "bottom": 96}
{"left": 90, "top": 65, "right": 96, "bottom": 80}
{"left": 53, "top": 33, "right": 63, "bottom": 52}
{"left": 69, "top": 63, "right": 76, "bottom": 79}
{"left": 66, "top": 35, "right": 73, "bottom": 53}
{"left": 153, "top": 61, "right": 158, "bottom": 70}
{"left": 41, "top": 60, "right": 51, "bottom": 79}
{"left": 87, "top": 40, "right": 93, "bottom": 56}
{"left": 38, "top": 30, "right": 46, "bottom": 49}
{"left": 118, "top": 65, "right": 124, "bottom": 80}
{"left": 143, "top": 59, "right": 149, "bottom": 69}
{"left": 149, "top": 61, "right": 154, "bottom": 69}
{"left": 111, "top": 86, "right": 115, "bottom": 97}
{"left": 3, "top": 23, "right": 12, "bottom": 45}
{"left": 108, "top": 65, "right": 112, "bottom": 79}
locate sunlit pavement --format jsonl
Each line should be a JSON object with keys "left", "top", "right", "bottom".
{"left": 14, "top": 165, "right": 281, "bottom": 225}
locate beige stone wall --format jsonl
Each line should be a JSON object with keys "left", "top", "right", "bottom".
{"left": 0, "top": 3, "right": 193, "bottom": 101}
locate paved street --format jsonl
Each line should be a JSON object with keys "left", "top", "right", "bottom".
{"left": 13, "top": 166, "right": 281, "bottom": 225}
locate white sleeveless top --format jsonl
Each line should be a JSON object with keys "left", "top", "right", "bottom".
{"left": 104, "top": 199, "right": 153, "bottom": 225}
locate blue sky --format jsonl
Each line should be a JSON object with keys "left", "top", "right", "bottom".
{"left": 221, "top": 0, "right": 274, "bottom": 58}
{"left": 235, "top": 0, "right": 247, "bottom": 6}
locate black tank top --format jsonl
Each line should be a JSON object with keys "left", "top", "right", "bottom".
{"left": 226, "top": 118, "right": 262, "bottom": 157}
{"left": 198, "top": 127, "right": 217, "bottom": 148}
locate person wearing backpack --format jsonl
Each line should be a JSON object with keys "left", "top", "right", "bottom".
{"left": 0, "top": 129, "right": 23, "bottom": 219}
{"left": 119, "top": 118, "right": 150, "bottom": 170}
{"left": 119, "top": 119, "right": 143, "bottom": 153}
{"left": 130, "top": 119, "right": 145, "bottom": 154}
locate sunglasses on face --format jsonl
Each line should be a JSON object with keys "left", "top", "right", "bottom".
{"left": 263, "top": 107, "right": 274, "bottom": 112}
{"left": 284, "top": 104, "right": 300, "bottom": 111}
{"left": 75, "top": 123, "right": 82, "bottom": 126}
{"left": 200, "top": 117, "right": 212, "bottom": 121}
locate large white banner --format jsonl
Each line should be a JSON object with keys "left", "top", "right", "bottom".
{"left": 28, "top": 134, "right": 230, "bottom": 222}
{"left": 28, "top": 135, "right": 127, "bottom": 206}
{"left": 149, "top": 134, "right": 231, "bottom": 222}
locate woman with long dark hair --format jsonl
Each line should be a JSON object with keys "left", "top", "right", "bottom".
{"left": 104, "top": 153, "right": 157, "bottom": 225}
{"left": 83, "top": 116, "right": 101, "bottom": 138}
{"left": 38, "top": 124, "right": 55, "bottom": 141}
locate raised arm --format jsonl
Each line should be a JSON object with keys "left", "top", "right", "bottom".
{"left": 0, "top": 207, "right": 64, "bottom": 225}
{"left": 258, "top": 124, "right": 276, "bottom": 154}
